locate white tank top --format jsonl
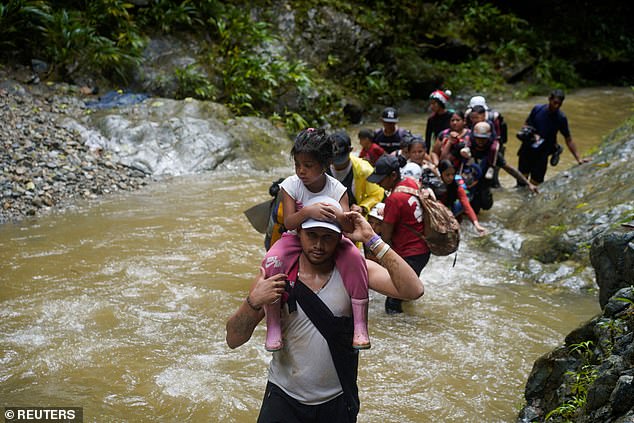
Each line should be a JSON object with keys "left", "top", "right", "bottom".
{"left": 267, "top": 267, "right": 351, "bottom": 404}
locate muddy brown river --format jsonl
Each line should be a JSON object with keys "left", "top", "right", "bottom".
{"left": 1, "top": 87, "right": 632, "bottom": 422}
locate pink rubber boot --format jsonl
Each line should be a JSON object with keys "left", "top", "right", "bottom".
{"left": 264, "top": 302, "right": 282, "bottom": 352}
{"left": 351, "top": 298, "right": 370, "bottom": 350}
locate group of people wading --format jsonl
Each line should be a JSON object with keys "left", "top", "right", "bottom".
{"left": 226, "top": 89, "right": 588, "bottom": 422}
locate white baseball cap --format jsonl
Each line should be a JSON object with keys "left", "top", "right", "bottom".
{"left": 301, "top": 195, "right": 342, "bottom": 233}
{"left": 368, "top": 203, "right": 385, "bottom": 221}
{"left": 401, "top": 162, "right": 422, "bottom": 181}
{"left": 469, "top": 95, "right": 488, "bottom": 109}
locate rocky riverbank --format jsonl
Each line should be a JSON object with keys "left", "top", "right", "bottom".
{"left": 0, "top": 79, "right": 151, "bottom": 225}
{"left": 518, "top": 230, "right": 634, "bottom": 422}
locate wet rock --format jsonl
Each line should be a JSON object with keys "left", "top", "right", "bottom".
{"left": 0, "top": 83, "right": 151, "bottom": 224}
{"left": 509, "top": 121, "right": 634, "bottom": 275}
{"left": 610, "top": 374, "right": 634, "bottom": 415}
{"left": 590, "top": 232, "right": 634, "bottom": 309}
{"left": 518, "top": 277, "right": 634, "bottom": 423}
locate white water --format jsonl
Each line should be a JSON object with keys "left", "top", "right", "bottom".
{"left": 2, "top": 87, "right": 632, "bottom": 422}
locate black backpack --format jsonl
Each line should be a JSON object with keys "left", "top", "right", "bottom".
{"left": 516, "top": 125, "right": 538, "bottom": 144}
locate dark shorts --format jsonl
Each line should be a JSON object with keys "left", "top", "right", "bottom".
{"left": 404, "top": 252, "right": 431, "bottom": 275}
{"left": 470, "top": 181, "right": 493, "bottom": 214}
{"left": 517, "top": 147, "right": 549, "bottom": 184}
{"left": 385, "top": 252, "right": 430, "bottom": 313}
{"left": 257, "top": 382, "right": 354, "bottom": 423}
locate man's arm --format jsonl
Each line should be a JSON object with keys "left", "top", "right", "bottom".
{"left": 501, "top": 163, "right": 539, "bottom": 193}
{"left": 366, "top": 251, "right": 424, "bottom": 300}
{"left": 344, "top": 211, "right": 424, "bottom": 300}
{"left": 226, "top": 267, "right": 287, "bottom": 349}
{"left": 564, "top": 135, "right": 590, "bottom": 164}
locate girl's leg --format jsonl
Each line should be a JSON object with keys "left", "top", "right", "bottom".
{"left": 336, "top": 237, "right": 370, "bottom": 349}
{"left": 261, "top": 233, "right": 301, "bottom": 351}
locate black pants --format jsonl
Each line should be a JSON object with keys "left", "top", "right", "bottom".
{"left": 385, "top": 252, "right": 430, "bottom": 313}
{"left": 470, "top": 181, "right": 494, "bottom": 215}
{"left": 517, "top": 145, "right": 549, "bottom": 184}
{"left": 257, "top": 382, "right": 354, "bottom": 423}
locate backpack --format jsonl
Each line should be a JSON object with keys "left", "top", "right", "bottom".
{"left": 393, "top": 185, "right": 460, "bottom": 256}
{"left": 264, "top": 178, "right": 286, "bottom": 251}
{"left": 516, "top": 125, "right": 537, "bottom": 144}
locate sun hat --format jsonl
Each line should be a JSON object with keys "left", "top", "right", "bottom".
{"left": 367, "top": 155, "right": 400, "bottom": 184}
{"left": 301, "top": 195, "right": 342, "bottom": 233}
{"left": 368, "top": 203, "right": 385, "bottom": 221}
{"left": 381, "top": 107, "right": 399, "bottom": 123}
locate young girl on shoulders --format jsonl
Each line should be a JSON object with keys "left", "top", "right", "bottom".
{"left": 262, "top": 128, "right": 370, "bottom": 352}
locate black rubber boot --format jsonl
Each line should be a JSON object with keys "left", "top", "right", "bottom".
{"left": 550, "top": 144, "right": 563, "bottom": 166}
{"left": 385, "top": 297, "right": 403, "bottom": 314}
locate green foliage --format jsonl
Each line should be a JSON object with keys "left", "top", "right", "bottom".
{"left": 138, "top": 0, "right": 204, "bottom": 33}
{"left": 0, "top": 0, "right": 49, "bottom": 51}
{"left": 545, "top": 341, "right": 598, "bottom": 422}
{"left": 271, "top": 111, "right": 309, "bottom": 135}
{"left": 40, "top": 8, "right": 141, "bottom": 82}
{"left": 460, "top": 1, "right": 529, "bottom": 46}
{"left": 615, "top": 296, "right": 634, "bottom": 306}
{"left": 439, "top": 59, "right": 506, "bottom": 95}
{"left": 535, "top": 57, "right": 582, "bottom": 90}
{"left": 616, "top": 211, "right": 634, "bottom": 227}
{"left": 1, "top": 0, "right": 631, "bottom": 132}
{"left": 174, "top": 64, "right": 216, "bottom": 100}
{"left": 203, "top": 7, "right": 339, "bottom": 128}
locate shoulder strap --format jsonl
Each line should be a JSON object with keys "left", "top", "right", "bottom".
{"left": 292, "top": 280, "right": 360, "bottom": 421}
{"left": 393, "top": 185, "right": 421, "bottom": 197}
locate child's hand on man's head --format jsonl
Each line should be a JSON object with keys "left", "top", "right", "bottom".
{"left": 309, "top": 202, "right": 338, "bottom": 222}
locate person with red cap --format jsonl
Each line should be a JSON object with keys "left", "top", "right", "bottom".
{"left": 425, "top": 89, "right": 452, "bottom": 155}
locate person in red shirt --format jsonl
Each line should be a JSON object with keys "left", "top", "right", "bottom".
{"left": 367, "top": 154, "right": 431, "bottom": 314}
{"left": 357, "top": 128, "right": 385, "bottom": 166}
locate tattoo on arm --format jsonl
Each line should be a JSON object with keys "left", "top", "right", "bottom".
{"left": 380, "top": 251, "right": 402, "bottom": 291}
{"left": 226, "top": 305, "right": 263, "bottom": 347}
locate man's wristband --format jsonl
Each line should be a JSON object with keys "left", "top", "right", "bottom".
{"left": 375, "top": 242, "right": 391, "bottom": 260}
{"left": 246, "top": 295, "right": 262, "bottom": 311}
{"left": 364, "top": 234, "right": 381, "bottom": 250}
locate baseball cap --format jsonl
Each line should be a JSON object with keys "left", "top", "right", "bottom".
{"left": 331, "top": 131, "right": 352, "bottom": 165}
{"left": 381, "top": 107, "right": 399, "bottom": 123}
{"left": 367, "top": 154, "right": 399, "bottom": 184}
{"left": 368, "top": 203, "right": 385, "bottom": 221}
{"left": 301, "top": 195, "right": 342, "bottom": 233}
{"left": 468, "top": 95, "right": 487, "bottom": 109}
{"left": 401, "top": 162, "right": 422, "bottom": 181}
{"left": 472, "top": 121, "right": 492, "bottom": 139}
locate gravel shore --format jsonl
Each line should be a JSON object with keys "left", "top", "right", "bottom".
{"left": 0, "top": 79, "right": 151, "bottom": 225}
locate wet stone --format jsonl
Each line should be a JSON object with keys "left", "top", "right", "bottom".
{"left": 0, "top": 82, "right": 150, "bottom": 224}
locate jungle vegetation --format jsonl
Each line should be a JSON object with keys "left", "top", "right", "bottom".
{"left": 1, "top": 0, "right": 632, "bottom": 131}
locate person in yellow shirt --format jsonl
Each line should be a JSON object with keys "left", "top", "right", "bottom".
{"left": 328, "top": 131, "right": 385, "bottom": 216}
